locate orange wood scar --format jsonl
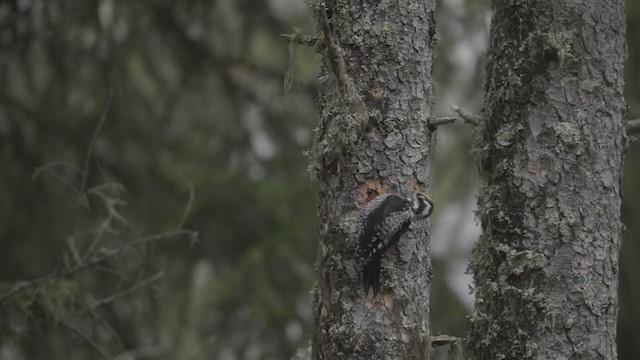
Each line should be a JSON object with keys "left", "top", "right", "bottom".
{"left": 357, "top": 179, "right": 391, "bottom": 206}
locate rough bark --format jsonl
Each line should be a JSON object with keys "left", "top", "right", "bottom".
{"left": 308, "top": 0, "right": 436, "bottom": 359}
{"left": 470, "top": 0, "right": 626, "bottom": 359}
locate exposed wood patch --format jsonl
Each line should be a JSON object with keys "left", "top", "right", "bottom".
{"left": 357, "top": 179, "right": 391, "bottom": 206}
{"left": 408, "top": 178, "right": 426, "bottom": 194}
{"left": 382, "top": 291, "right": 394, "bottom": 308}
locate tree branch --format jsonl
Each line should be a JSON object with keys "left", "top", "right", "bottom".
{"left": 176, "top": 184, "right": 194, "bottom": 230}
{"left": 79, "top": 88, "right": 114, "bottom": 201}
{"left": 60, "top": 320, "right": 110, "bottom": 359}
{"left": 627, "top": 119, "right": 640, "bottom": 135}
{"left": 451, "top": 104, "right": 480, "bottom": 125}
{"left": 0, "top": 230, "right": 196, "bottom": 304}
{"left": 427, "top": 116, "right": 458, "bottom": 131}
{"left": 87, "top": 271, "right": 164, "bottom": 312}
{"left": 110, "top": 345, "right": 169, "bottom": 360}
{"left": 430, "top": 334, "right": 462, "bottom": 347}
{"left": 281, "top": 33, "right": 319, "bottom": 46}
{"left": 84, "top": 304, "right": 126, "bottom": 352}
{"left": 33, "top": 162, "right": 84, "bottom": 179}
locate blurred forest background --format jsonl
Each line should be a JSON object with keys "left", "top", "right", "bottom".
{"left": 0, "top": 0, "right": 638, "bottom": 359}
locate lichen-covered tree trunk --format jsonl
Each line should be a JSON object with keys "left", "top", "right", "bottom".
{"left": 308, "top": 1, "right": 436, "bottom": 359}
{"left": 470, "top": 1, "right": 626, "bottom": 359}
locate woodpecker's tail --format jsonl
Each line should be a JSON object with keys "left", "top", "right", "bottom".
{"left": 362, "top": 257, "right": 382, "bottom": 296}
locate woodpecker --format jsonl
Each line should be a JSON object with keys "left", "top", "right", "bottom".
{"left": 358, "top": 192, "right": 433, "bottom": 296}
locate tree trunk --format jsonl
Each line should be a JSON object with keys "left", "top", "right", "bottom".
{"left": 470, "top": 1, "right": 626, "bottom": 359}
{"left": 308, "top": 1, "right": 436, "bottom": 359}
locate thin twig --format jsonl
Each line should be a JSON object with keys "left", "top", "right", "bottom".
{"left": 86, "top": 182, "right": 126, "bottom": 196}
{"left": 281, "top": 33, "right": 319, "bottom": 46}
{"left": 69, "top": 297, "right": 125, "bottom": 352}
{"left": 81, "top": 166, "right": 131, "bottom": 261}
{"left": 87, "top": 308, "right": 125, "bottom": 352}
{"left": 89, "top": 190, "right": 130, "bottom": 227}
{"left": 96, "top": 164, "right": 127, "bottom": 198}
{"left": 60, "top": 320, "right": 110, "bottom": 359}
{"left": 84, "top": 216, "right": 114, "bottom": 262}
{"left": 451, "top": 104, "right": 480, "bottom": 125}
{"left": 32, "top": 168, "right": 81, "bottom": 194}
{"left": 66, "top": 236, "right": 83, "bottom": 266}
{"left": 87, "top": 271, "right": 164, "bottom": 312}
{"left": 95, "top": 264, "right": 129, "bottom": 281}
{"left": 110, "top": 345, "right": 170, "bottom": 360}
{"left": 627, "top": 119, "right": 640, "bottom": 135}
{"left": 0, "top": 230, "right": 195, "bottom": 304}
{"left": 68, "top": 88, "right": 115, "bottom": 232}
{"left": 176, "top": 184, "right": 194, "bottom": 230}
{"left": 73, "top": 226, "right": 120, "bottom": 239}
{"left": 80, "top": 88, "right": 114, "bottom": 196}
{"left": 33, "top": 161, "right": 84, "bottom": 179}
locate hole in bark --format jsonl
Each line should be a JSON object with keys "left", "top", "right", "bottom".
{"left": 371, "top": 84, "right": 385, "bottom": 99}
{"left": 357, "top": 179, "right": 391, "bottom": 206}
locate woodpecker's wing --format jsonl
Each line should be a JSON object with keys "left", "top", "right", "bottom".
{"left": 358, "top": 194, "right": 414, "bottom": 261}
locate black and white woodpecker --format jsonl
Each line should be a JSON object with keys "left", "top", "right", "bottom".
{"left": 358, "top": 192, "right": 433, "bottom": 296}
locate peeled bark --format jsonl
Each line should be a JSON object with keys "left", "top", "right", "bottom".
{"left": 470, "top": 1, "right": 626, "bottom": 359}
{"left": 308, "top": 0, "right": 436, "bottom": 359}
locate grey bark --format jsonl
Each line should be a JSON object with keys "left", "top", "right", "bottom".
{"left": 308, "top": 0, "right": 436, "bottom": 359}
{"left": 470, "top": 1, "right": 626, "bottom": 359}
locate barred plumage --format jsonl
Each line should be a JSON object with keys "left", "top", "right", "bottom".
{"left": 358, "top": 192, "right": 433, "bottom": 296}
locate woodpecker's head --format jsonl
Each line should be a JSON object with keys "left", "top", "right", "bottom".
{"left": 412, "top": 192, "right": 433, "bottom": 219}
